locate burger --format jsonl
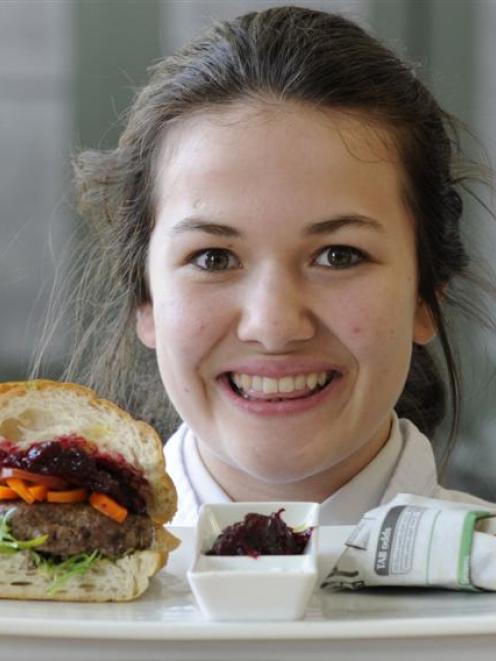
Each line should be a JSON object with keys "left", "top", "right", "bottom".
{"left": 0, "top": 380, "right": 179, "bottom": 601}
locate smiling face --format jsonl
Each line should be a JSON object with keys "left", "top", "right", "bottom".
{"left": 136, "top": 101, "right": 435, "bottom": 501}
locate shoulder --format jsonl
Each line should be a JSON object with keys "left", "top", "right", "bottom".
{"left": 432, "top": 484, "right": 496, "bottom": 509}
{"left": 384, "top": 416, "right": 496, "bottom": 509}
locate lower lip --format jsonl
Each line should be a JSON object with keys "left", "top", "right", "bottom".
{"left": 217, "top": 373, "right": 343, "bottom": 416}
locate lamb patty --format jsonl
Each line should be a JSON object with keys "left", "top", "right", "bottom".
{"left": 0, "top": 503, "right": 153, "bottom": 558}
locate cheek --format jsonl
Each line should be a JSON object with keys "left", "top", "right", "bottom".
{"left": 331, "top": 280, "right": 415, "bottom": 363}
{"left": 153, "top": 284, "right": 232, "bottom": 373}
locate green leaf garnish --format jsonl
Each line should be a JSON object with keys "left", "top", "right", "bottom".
{"left": 39, "top": 550, "right": 102, "bottom": 596}
{"left": 0, "top": 509, "right": 48, "bottom": 552}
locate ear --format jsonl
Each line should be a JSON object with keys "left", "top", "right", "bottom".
{"left": 413, "top": 298, "right": 436, "bottom": 345}
{"left": 136, "top": 303, "right": 156, "bottom": 349}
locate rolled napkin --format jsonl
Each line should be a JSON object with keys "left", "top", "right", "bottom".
{"left": 321, "top": 493, "right": 496, "bottom": 592}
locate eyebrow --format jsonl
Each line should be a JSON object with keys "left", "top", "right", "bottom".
{"left": 168, "top": 213, "right": 386, "bottom": 238}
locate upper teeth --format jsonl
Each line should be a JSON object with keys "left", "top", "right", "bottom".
{"left": 231, "top": 371, "right": 331, "bottom": 394}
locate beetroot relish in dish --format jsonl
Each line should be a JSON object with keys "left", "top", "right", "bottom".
{"left": 205, "top": 509, "right": 313, "bottom": 557}
{"left": 0, "top": 435, "right": 148, "bottom": 514}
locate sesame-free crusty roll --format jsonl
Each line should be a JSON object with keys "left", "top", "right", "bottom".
{"left": 0, "top": 379, "right": 179, "bottom": 602}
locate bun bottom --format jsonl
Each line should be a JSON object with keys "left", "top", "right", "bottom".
{"left": 0, "top": 549, "right": 169, "bottom": 602}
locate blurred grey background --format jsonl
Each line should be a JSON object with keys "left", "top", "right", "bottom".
{"left": 1, "top": 0, "right": 495, "bottom": 496}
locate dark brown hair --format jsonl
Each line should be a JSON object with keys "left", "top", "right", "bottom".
{"left": 31, "top": 6, "right": 494, "bottom": 469}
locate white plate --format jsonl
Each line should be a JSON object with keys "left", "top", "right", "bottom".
{"left": 1, "top": 526, "right": 496, "bottom": 643}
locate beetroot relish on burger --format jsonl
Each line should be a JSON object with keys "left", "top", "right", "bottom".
{"left": 0, "top": 434, "right": 149, "bottom": 515}
{"left": 0, "top": 434, "right": 155, "bottom": 560}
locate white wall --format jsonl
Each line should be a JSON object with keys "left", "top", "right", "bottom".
{"left": 446, "top": 0, "right": 496, "bottom": 495}
{"left": 0, "top": 1, "right": 73, "bottom": 377}
{"left": 160, "top": 0, "right": 371, "bottom": 53}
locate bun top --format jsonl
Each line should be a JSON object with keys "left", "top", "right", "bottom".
{"left": 0, "top": 380, "right": 177, "bottom": 525}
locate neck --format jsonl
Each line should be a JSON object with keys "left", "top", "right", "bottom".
{"left": 196, "top": 417, "right": 392, "bottom": 503}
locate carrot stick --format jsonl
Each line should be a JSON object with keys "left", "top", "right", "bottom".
{"left": 6, "top": 478, "right": 35, "bottom": 504}
{"left": 89, "top": 492, "right": 128, "bottom": 523}
{"left": 0, "top": 485, "right": 20, "bottom": 500}
{"left": 46, "top": 488, "right": 87, "bottom": 503}
{"left": 28, "top": 484, "right": 48, "bottom": 502}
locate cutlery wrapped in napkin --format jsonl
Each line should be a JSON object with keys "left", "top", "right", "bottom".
{"left": 321, "top": 493, "right": 496, "bottom": 592}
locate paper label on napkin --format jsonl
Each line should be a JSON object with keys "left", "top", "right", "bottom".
{"left": 321, "top": 494, "right": 494, "bottom": 591}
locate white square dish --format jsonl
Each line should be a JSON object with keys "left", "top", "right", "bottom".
{"left": 187, "top": 501, "right": 319, "bottom": 621}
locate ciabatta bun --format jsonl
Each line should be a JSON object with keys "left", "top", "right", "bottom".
{"left": 0, "top": 379, "right": 179, "bottom": 601}
{"left": 0, "top": 380, "right": 177, "bottom": 524}
{"left": 0, "top": 547, "right": 168, "bottom": 602}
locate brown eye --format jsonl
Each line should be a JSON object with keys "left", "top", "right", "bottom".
{"left": 315, "top": 246, "right": 365, "bottom": 269}
{"left": 192, "top": 248, "right": 237, "bottom": 271}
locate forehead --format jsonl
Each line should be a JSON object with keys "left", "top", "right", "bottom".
{"left": 154, "top": 101, "right": 409, "bottom": 230}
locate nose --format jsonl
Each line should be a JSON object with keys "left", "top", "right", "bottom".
{"left": 236, "top": 264, "right": 316, "bottom": 351}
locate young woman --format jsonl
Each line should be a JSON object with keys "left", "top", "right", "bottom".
{"left": 33, "top": 6, "right": 495, "bottom": 524}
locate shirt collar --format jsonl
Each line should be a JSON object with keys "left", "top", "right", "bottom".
{"left": 380, "top": 416, "right": 438, "bottom": 504}
{"left": 319, "top": 412, "right": 403, "bottom": 524}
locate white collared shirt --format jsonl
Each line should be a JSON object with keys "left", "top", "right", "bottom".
{"left": 164, "top": 412, "right": 491, "bottom": 526}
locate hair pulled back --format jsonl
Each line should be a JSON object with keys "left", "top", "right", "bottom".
{"left": 34, "top": 6, "right": 489, "bottom": 463}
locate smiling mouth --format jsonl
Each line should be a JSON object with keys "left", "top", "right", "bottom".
{"left": 226, "top": 371, "right": 341, "bottom": 402}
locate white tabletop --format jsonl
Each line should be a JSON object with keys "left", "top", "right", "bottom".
{"left": 2, "top": 526, "right": 496, "bottom": 660}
